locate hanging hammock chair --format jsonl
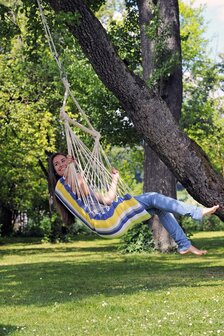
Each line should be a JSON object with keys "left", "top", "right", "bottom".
{"left": 37, "top": 0, "right": 151, "bottom": 238}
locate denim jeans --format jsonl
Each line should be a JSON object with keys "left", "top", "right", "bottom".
{"left": 134, "top": 192, "right": 203, "bottom": 252}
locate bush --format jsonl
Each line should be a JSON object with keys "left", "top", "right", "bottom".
{"left": 180, "top": 215, "right": 224, "bottom": 233}
{"left": 119, "top": 222, "right": 155, "bottom": 253}
{"left": 21, "top": 211, "right": 93, "bottom": 242}
{"left": 49, "top": 217, "right": 93, "bottom": 243}
{"left": 22, "top": 213, "right": 54, "bottom": 238}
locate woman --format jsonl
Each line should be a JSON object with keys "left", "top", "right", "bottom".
{"left": 48, "top": 153, "right": 219, "bottom": 255}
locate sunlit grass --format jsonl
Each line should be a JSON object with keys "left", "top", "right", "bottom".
{"left": 0, "top": 232, "right": 224, "bottom": 336}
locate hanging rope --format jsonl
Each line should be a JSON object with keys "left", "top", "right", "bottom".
{"left": 36, "top": 0, "right": 131, "bottom": 214}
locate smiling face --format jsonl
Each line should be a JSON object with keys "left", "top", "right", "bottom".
{"left": 52, "top": 154, "right": 68, "bottom": 177}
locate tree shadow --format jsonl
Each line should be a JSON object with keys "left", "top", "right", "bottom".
{"left": 0, "top": 324, "right": 19, "bottom": 335}
{"left": 1, "top": 253, "right": 223, "bottom": 308}
{"left": 1, "top": 234, "right": 224, "bottom": 308}
{"left": 191, "top": 235, "right": 224, "bottom": 249}
{"left": 0, "top": 242, "right": 119, "bottom": 258}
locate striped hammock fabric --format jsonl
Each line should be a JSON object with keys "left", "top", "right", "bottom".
{"left": 55, "top": 177, "right": 151, "bottom": 238}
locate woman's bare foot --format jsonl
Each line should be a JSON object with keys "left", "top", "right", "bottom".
{"left": 179, "top": 245, "right": 207, "bottom": 256}
{"left": 202, "top": 205, "right": 219, "bottom": 217}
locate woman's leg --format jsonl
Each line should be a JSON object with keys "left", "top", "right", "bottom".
{"left": 134, "top": 193, "right": 213, "bottom": 255}
{"left": 135, "top": 192, "right": 203, "bottom": 221}
{"left": 150, "top": 208, "right": 191, "bottom": 252}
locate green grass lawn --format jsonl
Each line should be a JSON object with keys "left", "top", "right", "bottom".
{"left": 0, "top": 232, "right": 224, "bottom": 336}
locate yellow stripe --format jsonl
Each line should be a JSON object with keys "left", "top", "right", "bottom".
{"left": 56, "top": 181, "right": 94, "bottom": 228}
{"left": 101, "top": 213, "right": 151, "bottom": 238}
{"left": 56, "top": 180, "right": 150, "bottom": 231}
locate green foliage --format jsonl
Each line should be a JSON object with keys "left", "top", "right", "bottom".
{"left": 144, "top": 3, "right": 179, "bottom": 88}
{"left": 181, "top": 58, "right": 224, "bottom": 173}
{"left": 86, "top": 0, "right": 106, "bottom": 12}
{"left": 105, "top": 1, "right": 141, "bottom": 72}
{"left": 0, "top": 47, "right": 58, "bottom": 213}
{"left": 119, "top": 222, "right": 154, "bottom": 253}
{"left": 56, "top": 11, "right": 81, "bottom": 26}
{"left": 19, "top": 211, "right": 92, "bottom": 242}
{"left": 181, "top": 215, "right": 224, "bottom": 233}
{"left": 179, "top": 1, "right": 224, "bottom": 175}
{"left": 108, "top": 145, "right": 144, "bottom": 186}
{"left": 178, "top": 189, "right": 224, "bottom": 233}
{"left": 0, "top": 0, "right": 61, "bottom": 234}
{"left": 0, "top": 2, "right": 20, "bottom": 53}
{"left": 63, "top": 53, "right": 139, "bottom": 146}
{"left": 179, "top": 0, "right": 208, "bottom": 70}
{"left": 22, "top": 213, "right": 54, "bottom": 238}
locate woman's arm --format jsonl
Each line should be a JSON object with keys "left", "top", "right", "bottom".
{"left": 95, "top": 168, "right": 119, "bottom": 205}
{"left": 76, "top": 173, "right": 90, "bottom": 197}
{"left": 64, "top": 155, "right": 118, "bottom": 203}
{"left": 64, "top": 155, "right": 90, "bottom": 197}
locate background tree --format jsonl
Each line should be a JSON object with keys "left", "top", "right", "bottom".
{"left": 135, "top": 0, "right": 182, "bottom": 251}
{"left": 0, "top": 1, "right": 59, "bottom": 234}
{"left": 181, "top": 58, "right": 224, "bottom": 175}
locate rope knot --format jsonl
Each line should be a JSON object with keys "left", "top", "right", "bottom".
{"left": 60, "top": 107, "right": 68, "bottom": 121}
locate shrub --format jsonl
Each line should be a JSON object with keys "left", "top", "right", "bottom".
{"left": 119, "top": 222, "right": 155, "bottom": 253}
{"left": 180, "top": 215, "right": 224, "bottom": 233}
{"left": 22, "top": 213, "right": 54, "bottom": 238}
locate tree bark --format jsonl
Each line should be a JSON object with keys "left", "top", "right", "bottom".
{"left": 46, "top": 0, "right": 224, "bottom": 220}
{"left": 0, "top": 204, "right": 14, "bottom": 236}
{"left": 137, "top": 0, "right": 182, "bottom": 250}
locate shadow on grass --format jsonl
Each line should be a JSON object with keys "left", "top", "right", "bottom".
{"left": 0, "top": 242, "right": 119, "bottom": 258}
{"left": 0, "top": 243, "right": 224, "bottom": 308}
{"left": 0, "top": 324, "right": 19, "bottom": 335}
{"left": 0, "top": 234, "right": 223, "bottom": 258}
{"left": 190, "top": 235, "right": 224, "bottom": 250}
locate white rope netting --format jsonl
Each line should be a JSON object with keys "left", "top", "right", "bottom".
{"left": 37, "top": 0, "right": 131, "bottom": 214}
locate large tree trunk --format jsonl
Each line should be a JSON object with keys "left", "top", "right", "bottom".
{"left": 137, "top": 0, "right": 182, "bottom": 251}
{"left": 0, "top": 204, "right": 14, "bottom": 236}
{"left": 47, "top": 0, "right": 224, "bottom": 220}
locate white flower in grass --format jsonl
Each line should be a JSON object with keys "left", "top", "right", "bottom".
{"left": 101, "top": 301, "right": 108, "bottom": 307}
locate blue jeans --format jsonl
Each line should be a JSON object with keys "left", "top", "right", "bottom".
{"left": 134, "top": 192, "right": 203, "bottom": 252}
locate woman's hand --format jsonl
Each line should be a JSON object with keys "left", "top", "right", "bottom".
{"left": 111, "top": 168, "right": 119, "bottom": 183}
{"left": 66, "top": 155, "right": 76, "bottom": 165}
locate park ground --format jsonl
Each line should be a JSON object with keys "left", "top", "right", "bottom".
{"left": 0, "top": 231, "right": 224, "bottom": 336}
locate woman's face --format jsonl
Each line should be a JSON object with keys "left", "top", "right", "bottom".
{"left": 52, "top": 154, "right": 68, "bottom": 177}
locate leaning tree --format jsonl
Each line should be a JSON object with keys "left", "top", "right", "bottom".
{"left": 44, "top": 0, "right": 224, "bottom": 220}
